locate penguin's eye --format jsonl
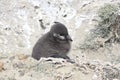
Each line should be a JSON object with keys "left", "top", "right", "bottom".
{"left": 53, "top": 33, "right": 66, "bottom": 40}
{"left": 59, "top": 34, "right": 64, "bottom": 36}
{"left": 58, "top": 34, "right": 66, "bottom": 40}
{"left": 53, "top": 33, "right": 63, "bottom": 37}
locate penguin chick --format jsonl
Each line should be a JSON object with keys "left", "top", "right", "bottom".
{"left": 32, "top": 22, "right": 72, "bottom": 60}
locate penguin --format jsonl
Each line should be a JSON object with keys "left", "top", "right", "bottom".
{"left": 32, "top": 22, "right": 72, "bottom": 60}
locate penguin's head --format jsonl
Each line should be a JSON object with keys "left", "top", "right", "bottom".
{"left": 50, "top": 22, "right": 72, "bottom": 42}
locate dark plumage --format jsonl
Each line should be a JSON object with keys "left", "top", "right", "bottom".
{"left": 32, "top": 22, "right": 72, "bottom": 60}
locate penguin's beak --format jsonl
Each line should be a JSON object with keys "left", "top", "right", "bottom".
{"left": 66, "top": 35, "right": 73, "bottom": 41}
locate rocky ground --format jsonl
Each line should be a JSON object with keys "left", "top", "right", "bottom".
{"left": 0, "top": 53, "right": 119, "bottom": 80}
{"left": 0, "top": 0, "right": 120, "bottom": 80}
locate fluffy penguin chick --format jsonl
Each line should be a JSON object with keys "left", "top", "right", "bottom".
{"left": 32, "top": 22, "right": 72, "bottom": 60}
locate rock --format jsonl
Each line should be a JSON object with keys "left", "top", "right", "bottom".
{"left": 0, "top": 62, "right": 4, "bottom": 71}
{"left": 102, "top": 65, "right": 120, "bottom": 80}
{"left": 17, "top": 54, "right": 28, "bottom": 61}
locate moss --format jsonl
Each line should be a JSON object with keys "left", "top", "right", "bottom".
{"left": 81, "top": 3, "right": 120, "bottom": 50}
{"left": 96, "top": 4, "right": 119, "bottom": 38}
{"left": 98, "top": 4, "right": 119, "bottom": 21}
